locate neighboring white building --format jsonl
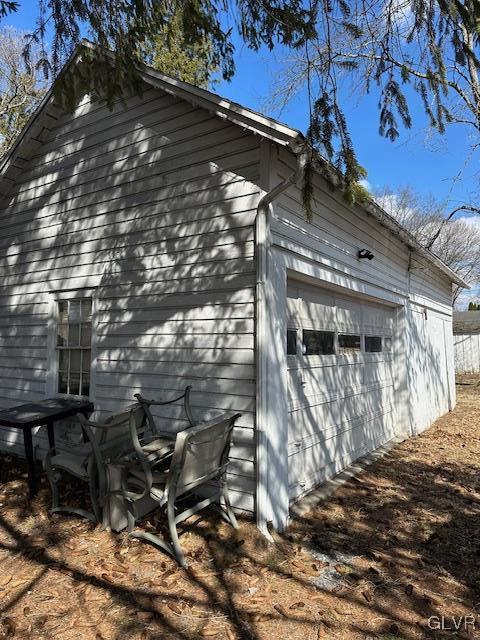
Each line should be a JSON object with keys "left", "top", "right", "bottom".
{"left": 453, "top": 311, "right": 480, "bottom": 373}
{"left": 0, "top": 43, "right": 466, "bottom": 531}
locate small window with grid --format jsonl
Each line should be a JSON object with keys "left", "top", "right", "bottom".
{"left": 57, "top": 298, "right": 92, "bottom": 397}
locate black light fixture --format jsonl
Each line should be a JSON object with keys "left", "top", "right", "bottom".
{"left": 358, "top": 249, "right": 374, "bottom": 260}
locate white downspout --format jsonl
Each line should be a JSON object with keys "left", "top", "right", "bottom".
{"left": 255, "top": 149, "right": 308, "bottom": 538}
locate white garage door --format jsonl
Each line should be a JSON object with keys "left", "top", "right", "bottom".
{"left": 287, "top": 281, "right": 397, "bottom": 500}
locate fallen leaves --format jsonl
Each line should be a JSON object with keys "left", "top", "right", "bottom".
{"left": 0, "top": 617, "right": 16, "bottom": 638}
{"left": 136, "top": 611, "right": 154, "bottom": 623}
{"left": 0, "top": 383, "right": 478, "bottom": 640}
{"left": 273, "top": 604, "right": 289, "bottom": 617}
{"left": 290, "top": 559, "right": 320, "bottom": 576}
{"left": 166, "top": 602, "right": 183, "bottom": 615}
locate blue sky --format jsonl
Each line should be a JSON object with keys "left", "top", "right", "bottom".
{"left": 214, "top": 32, "right": 479, "bottom": 211}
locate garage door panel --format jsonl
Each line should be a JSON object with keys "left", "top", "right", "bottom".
{"left": 298, "top": 305, "right": 336, "bottom": 329}
{"left": 363, "top": 304, "right": 394, "bottom": 332}
{"left": 288, "top": 384, "right": 394, "bottom": 442}
{"left": 296, "top": 287, "right": 336, "bottom": 310}
{"left": 320, "top": 360, "right": 390, "bottom": 388}
{"left": 288, "top": 285, "right": 336, "bottom": 328}
{"left": 288, "top": 401, "right": 396, "bottom": 453}
{"left": 289, "top": 361, "right": 365, "bottom": 394}
{"left": 335, "top": 297, "right": 362, "bottom": 329}
{"left": 287, "top": 280, "right": 397, "bottom": 501}
{"left": 363, "top": 358, "right": 393, "bottom": 384}
{"left": 288, "top": 412, "right": 396, "bottom": 498}
{"left": 288, "top": 361, "right": 394, "bottom": 405}
{"left": 288, "top": 380, "right": 394, "bottom": 414}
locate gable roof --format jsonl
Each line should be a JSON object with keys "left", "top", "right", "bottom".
{"left": 0, "top": 41, "right": 469, "bottom": 289}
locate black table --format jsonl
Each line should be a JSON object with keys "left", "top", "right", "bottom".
{"left": 0, "top": 398, "right": 94, "bottom": 498}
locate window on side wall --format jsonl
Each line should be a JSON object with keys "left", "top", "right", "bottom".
{"left": 56, "top": 298, "right": 92, "bottom": 397}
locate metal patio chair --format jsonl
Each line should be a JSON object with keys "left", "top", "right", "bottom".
{"left": 44, "top": 403, "right": 147, "bottom": 522}
{"left": 116, "top": 411, "right": 242, "bottom": 567}
{"left": 129, "top": 386, "right": 196, "bottom": 468}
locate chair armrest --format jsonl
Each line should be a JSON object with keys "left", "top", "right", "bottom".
{"left": 149, "top": 430, "right": 176, "bottom": 440}
{"left": 114, "top": 461, "right": 153, "bottom": 503}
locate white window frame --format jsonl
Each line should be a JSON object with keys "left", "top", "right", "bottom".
{"left": 47, "top": 289, "right": 98, "bottom": 402}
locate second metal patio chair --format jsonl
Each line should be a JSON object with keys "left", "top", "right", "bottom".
{"left": 44, "top": 403, "right": 147, "bottom": 522}
{"left": 116, "top": 411, "right": 242, "bottom": 567}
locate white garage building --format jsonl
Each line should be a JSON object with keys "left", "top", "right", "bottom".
{"left": 0, "top": 43, "right": 465, "bottom": 532}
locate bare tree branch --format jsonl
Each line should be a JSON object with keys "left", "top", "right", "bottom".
{"left": 426, "top": 205, "right": 480, "bottom": 250}
{"left": 0, "top": 27, "right": 47, "bottom": 159}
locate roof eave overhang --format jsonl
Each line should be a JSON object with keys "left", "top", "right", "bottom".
{"left": 80, "top": 40, "right": 305, "bottom": 150}
{"left": 136, "top": 68, "right": 304, "bottom": 149}
{"left": 362, "top": 198, "right": 470, "bottom": 289}
{"left": 0, "top": 40, "right": 469, "bottom": 291}
{"left": 0, "top": 46, "right": 84, "bottom": 184}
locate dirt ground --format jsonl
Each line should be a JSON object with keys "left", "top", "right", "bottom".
{"left": 1, "top": 378, "right": 480, "bottom": 640}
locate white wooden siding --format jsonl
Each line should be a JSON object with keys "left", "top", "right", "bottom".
{"left": 454, "top": 333, "right": 480, "bottom": 373}
{"left": 273, "top": 150, "right": 411, "bottom": 295}
{"left": 406, "top": 304, "right": 453, "bottom": 432}
{"left": 0, "top": 86, "right": 260, "bottom": 512}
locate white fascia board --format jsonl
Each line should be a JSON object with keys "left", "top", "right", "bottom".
{"left": 136, "top": 67, "right": 304, "bottom": 149}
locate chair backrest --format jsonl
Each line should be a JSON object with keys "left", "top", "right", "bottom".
{"left": 77, "top": 403, "right": 147, "bottom": 448}
{"left": 102, "top": 404, "right": 147, "bottom": 443}
{"left": 166, "top": 413, "right": 241, "bottom": 498}
{"left": 134, "top": 386, "right": 195, "bottom": 435}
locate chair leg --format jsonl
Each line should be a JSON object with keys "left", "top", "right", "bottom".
{"left": 218, "top": 478, "right": 239, "bottom": 529}
{"left": 126, "top": 500, "right": 137, "bottom": 534}
{"left": 89, "top": 477, "right": 102, "bottom": 523}
{"left": 126, "top": 499, "right": 186, "bottom": 567}
{"left": 46, "top": 464, "right": 98, "bottom": 523}
{"left": 48, "top": 469, "right": 61, "bottom": 513}
{"left": 167, "top": 497, "right": 186, "bottom": 568}
{"left": 89, "top": 459, "right": 108, "bottom": 524}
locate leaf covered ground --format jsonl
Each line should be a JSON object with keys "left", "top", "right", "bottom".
{"left": 1, "top": 378, "right": 480, "bottom": 639}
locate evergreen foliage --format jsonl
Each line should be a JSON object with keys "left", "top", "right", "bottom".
{"left": 142, "top": 8, "right": 218, "bottom": 87}
{"left": 1, "top": 0, "right": 479, "bottom": 211}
